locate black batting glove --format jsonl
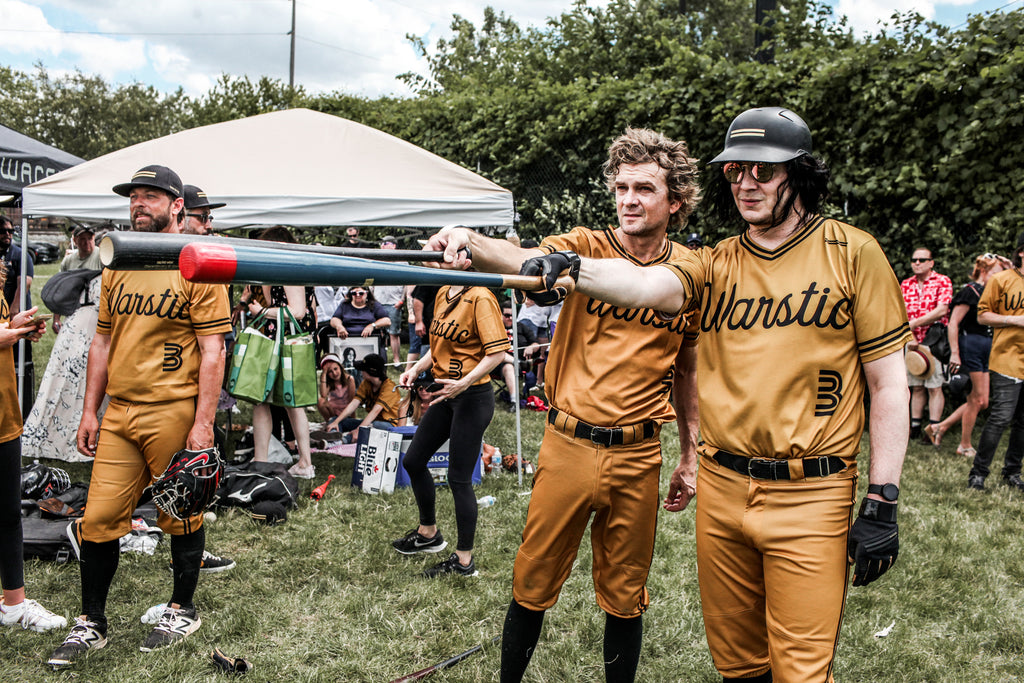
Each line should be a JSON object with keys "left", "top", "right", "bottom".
{"left": 518, "top": 251, "right": 581, "bottom": 306}
{"left": 847, "top": 498, "right": 899, "bottom": 587}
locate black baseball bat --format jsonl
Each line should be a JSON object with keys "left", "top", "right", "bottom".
{"left": 98, "top": 231, "right": 447, "bottom": 271}
{"left": 176, "top": 242, "right": 576, "bottom": 293}
{"left": 389, "top": 636, "right": 499, "bottom": 683}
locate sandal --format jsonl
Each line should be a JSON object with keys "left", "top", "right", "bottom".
{"left": 956, "top": 446, "right": 977, "bottom": 459}
{"left": 923, "top": 424, "right": 944, "bottom": 449}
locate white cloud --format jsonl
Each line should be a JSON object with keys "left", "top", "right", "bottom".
{"left": 833, "top": 0, "right": 935, "bottom": 33}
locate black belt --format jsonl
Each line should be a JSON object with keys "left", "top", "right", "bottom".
{"left": 547, "top": 408, "right": 657, "bottom": 447}
{"left": 712, "top": 450, "right": 847, "bottom": 481}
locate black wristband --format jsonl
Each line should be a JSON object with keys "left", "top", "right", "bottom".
{"left": 858, "top": 498, "right": 898, "bottom": 523}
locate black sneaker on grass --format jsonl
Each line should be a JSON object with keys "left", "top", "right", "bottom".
{"left": 1003, "top": 474, "right": 1024, "bottom": 492}
{"left": 139, "top": 606, "right": 201, "bottom": 652}
{"left": 47, "top": 618, "right": 107, "bottom": 667}
{"left": 170, "top": 550, "right": 236, "bottom": 573}
{"left": 423, "top": 553, "right": 479, "bottom": 578}
{"left": 392, "top": 528, "right": 447, "bottom": 555}
{"left": 968, "top": 474, "right": 986, "bottom": 490}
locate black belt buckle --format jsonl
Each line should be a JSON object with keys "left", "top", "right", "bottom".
{"left": 589, "top": 426, "right": 616, "bottom": 447}
{"left": 747, "top": 458, "right": 787, "bottom": 480}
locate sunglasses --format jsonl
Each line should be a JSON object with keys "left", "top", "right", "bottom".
{"left": 350, "top": 290, "right": 367, "bottom": 296}
{"left": 910, "top": 257, "right": 932, "bottom": 264}
{"left": 0, "top": 228, "right": 13, "bottom": 235}
{"left": 187, "top": 213, "right": 212, "bottom": 223}
{"left": 981, "top": 253, "right": 1001, "bottom": 260}
{"left": 722, "top": 162, "right": 779, "bottom": 184}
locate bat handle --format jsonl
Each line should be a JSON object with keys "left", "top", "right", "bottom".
{"left": 502, "top": 273, "right": 577, "bottom": 294}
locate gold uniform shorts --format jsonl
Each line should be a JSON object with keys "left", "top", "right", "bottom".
{"left": 696, "top": 453, "right": 857, "bottom": 682}
{"left": 78, "top": 397, "right": 205, "bottom": 543}
{"left": 512, "top": 421, "right": 662, "bottom": 618}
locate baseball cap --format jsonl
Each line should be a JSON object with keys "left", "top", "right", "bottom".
{"left": 319, "top": 353, "right": 342, "bottom": 369}
{"left": 183, "top": 184, "right": 227, "bottom": 211}
{"left": 381, "top": 235, "right": 396, "bottom": 245}
{"left": 112, "top": 165, "right": 183, "bottom": 198}
{"left": 685, "top": 232, "right": 703, "bottom": 246}
{"left": 354, "top": 353, "right": 387, "bottom": 380}
{"left": 71, "top": 225, "right": 95, "bottom": 237}
{"left": 411, "top": 371, "right": 435, "bottom": 389}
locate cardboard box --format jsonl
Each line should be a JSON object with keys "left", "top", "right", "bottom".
{"left": 391, "top": 425, "right": 483, "bottom": 487}
{"left": 351, "top": 427, "right": 402, "bottom": 494}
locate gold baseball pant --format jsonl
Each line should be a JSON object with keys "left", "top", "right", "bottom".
{"left": 696, "top": 453, "right": 857, "bottom": 682}
{"left": 512, "top": 422, "right": 662, "bottom": 618}
{"left": 79, "top": 397, "right": 204, "bottom": 543}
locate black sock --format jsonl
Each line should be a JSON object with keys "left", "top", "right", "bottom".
{"left": 909, "top": 418, "right": 922, "bottom": 438}
{"left": 79, "top": 537, "right": 119, "bottom": 633}
{"left": 724, "top": 671, "right": 772, "bottom": 682}
{"left": 500, "top": 600, "right": 545, "bottom": 683}
{"left": 604, "top": 613, "right": 642, "bottom": 683}
{"left": 169, "top": 526, "right": 205, "bottom": 610}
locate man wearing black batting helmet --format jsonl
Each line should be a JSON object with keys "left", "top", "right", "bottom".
{"left": 48, "top": 165, "right": 231, "bottom": 668}
{"left": 522, "top": 107, "right": 911, "bottom": 681}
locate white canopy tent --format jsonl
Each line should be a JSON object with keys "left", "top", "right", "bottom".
{"left": 22, "top": 108, "right": 513, "bottom": 229}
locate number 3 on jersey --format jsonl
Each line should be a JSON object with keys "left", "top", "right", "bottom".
{"left": 815, "top": 370, "right": 842, "bottom": 416}
{"left": 163, "top": 343, "right": 183, "bottom": 372}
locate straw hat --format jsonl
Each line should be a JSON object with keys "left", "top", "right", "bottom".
{"left": 906, "top": 346, "right": 937, "bottom": 378}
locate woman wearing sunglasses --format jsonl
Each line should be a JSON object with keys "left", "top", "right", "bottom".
{"left": 926, "top": 252, "right": 1012, "bottom": 456}
{"left": 328, "top": 288, "right": 391, "bottom": 341}
{"left": 392, "top": 285, "right": 510, "bottom": 578}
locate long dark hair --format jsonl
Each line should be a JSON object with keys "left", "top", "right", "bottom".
{"left": 706, "top": 155, "right": 831, "bottom": 232}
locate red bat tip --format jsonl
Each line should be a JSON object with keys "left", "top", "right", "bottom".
{"left": 180, "top": 243, "right": 238, "bottom": 283}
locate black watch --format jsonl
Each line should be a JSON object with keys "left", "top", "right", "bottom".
{"left": 867, "top": 483, "right": 900, "bottom": 502}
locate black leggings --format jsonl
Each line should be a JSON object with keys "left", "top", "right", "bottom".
{"left": 402, "top": 383, "right": 494, "bottom": 552}
{"left": 0, "top": 437, "right": 25, "bottom": 591}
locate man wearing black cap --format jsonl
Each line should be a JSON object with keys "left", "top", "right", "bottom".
{"left": 49, "top": 165, "right": 231, "bottom": 667}
{"left": 684, "top": 232, "right": 703, "bottom": 250}
{"left": 182, "top": 185, "right": 226, "bottom": 237}
{"left": 508, "top": 107, "right": 911, "bottom": 681}
{"left": 969, "top": 233, "right": 1024, "bottom": 492}
{"left": 325, "top": 352, "right": 403, "bottom": 442}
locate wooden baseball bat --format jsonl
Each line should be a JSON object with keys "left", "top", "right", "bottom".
{"left": 388, "top": 636, "right": 499, "bottom": 683}
{"left": 177, "top": 242, "right": 576, "bottom": 293}
{"left": 98, "top": 231, "right": 447, "bottom": 271}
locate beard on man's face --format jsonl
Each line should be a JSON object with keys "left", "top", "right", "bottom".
{"left": 131, "top": 209, "right": 172, "bottom": 233}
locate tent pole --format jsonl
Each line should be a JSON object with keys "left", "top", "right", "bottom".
{"left": 15, "top": 216, "right": 28, "bottom": 418}
{"left": 509, "top": 290, "right": 523, "bottom": 487}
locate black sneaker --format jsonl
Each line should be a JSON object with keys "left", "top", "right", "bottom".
{"left": 47, "top": 618, "right": 107, "bottom": 667}
{"left": 423, "top": 553, "right": 478, "bottom": 578}
{"left": 169, "top": 550, "right": 236, "bottom": 573}
{"left": 1003, "top": 474, "right": 1024, "bottom": 492}
{"left": 139, "top": 606, "right": 201, "bottom": 652}
{"left": 392, "top": 528, "right": 447, "bottom": 555}
{"left": 968, "top": 475, "right": 986, "bottom": 490}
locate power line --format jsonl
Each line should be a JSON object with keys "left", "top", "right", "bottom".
{"left": 296, "top": 35, "right": 381, "bottom": 62}
{"left": 948, "top": 0, "right": 1023, "bottom": 30}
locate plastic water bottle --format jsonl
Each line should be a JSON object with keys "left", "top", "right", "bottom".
{"left": 477, "top": 495, "right": 497, "bottom": 508}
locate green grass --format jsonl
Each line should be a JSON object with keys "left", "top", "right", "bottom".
{"left": 7, "top": 281, "right": 1024, "bottom": 680}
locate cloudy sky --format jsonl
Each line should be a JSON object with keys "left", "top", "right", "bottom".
{"left": 0, "top": 0, "right": 1018, "bottom": 99}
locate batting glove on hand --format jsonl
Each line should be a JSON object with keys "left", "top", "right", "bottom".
{"left": 518, "top": 251, "right": 581, "bottom": 306}
{"left": 847, "top": 498, "right": 899, "bottom": 587}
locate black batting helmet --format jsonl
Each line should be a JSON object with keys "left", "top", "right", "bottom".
{"left": 150, "top": 448, "right": 223, "bottom": 521}
{"left": 710, "top": 107, "right": 812, "bottom": 165}
{"left": 21, "top": 463, "right": 71, "bottom": 500}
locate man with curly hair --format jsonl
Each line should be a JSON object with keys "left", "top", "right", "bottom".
{"left": 427, "top": 127, "right": 702, "bottom": 682}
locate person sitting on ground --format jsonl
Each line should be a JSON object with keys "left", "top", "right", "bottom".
{"left": 496, "top": 303, "right": 540, "bottom": 411}
{"left": 317, "top": 353, "right": 356, "bottom": 425}
{"left": 326, "top": 353, "right": 402, "bottom": 442}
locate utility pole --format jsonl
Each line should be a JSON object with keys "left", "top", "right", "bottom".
{"left": 289, "top": 0, "right": 296, "bottom": 88}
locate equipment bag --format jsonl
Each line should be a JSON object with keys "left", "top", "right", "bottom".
{"left": 40, "top": 268, "right": 102, "bottom": 316}
{"left": 227, "top": 309, "right": 281, "bottom": 404}
{"left": 920, "top": 322, "right": 951, "bottom": 365}
{"left": 270, "top": 306, "right": 317, "bottom": 408}
{"left": 213, "top": 461, "right": 299, "bottom": 511}
{"left": 22, "top": 517, "right": 76, "bottom": 563}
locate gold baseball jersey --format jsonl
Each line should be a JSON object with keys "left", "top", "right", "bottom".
{"left": 96, "top": 269, "right": 231, "bottom": 402}
{"left": 354, "top": 376, "right": 403, "bottom": 424}
{"left": 539, "top": 227, "right": 699, "bottom": 426}
{"left": 664, "top": 215, "right": 910, "bottom": 459}
{"left": 0, "top": 295, "right": 21, "bottom": 442}
{"left": 429, "top": 285, "right": 510, "bottom": 386}
{"left": 977, "top": 268, "right": 1024, "bottom": 379}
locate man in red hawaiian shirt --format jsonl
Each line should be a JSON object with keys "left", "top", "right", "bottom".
{"left": 901, "top": 247, "right": 953, "bottom": 441}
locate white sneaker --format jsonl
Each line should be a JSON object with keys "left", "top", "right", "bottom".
{"left": 288, "top": 462, "right": 315, "bottom": 479}
{"left": 0, "top": 598, "right": 68, "bottom": 632}
{"left": 140, "top": 603, "right": 168, "bottom": 625}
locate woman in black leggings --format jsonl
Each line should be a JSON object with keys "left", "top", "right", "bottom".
{"left": 393, "top": 285, "right": 509, "bottom": 577}
{"left": 0, "top": 262, "right": 66, "bottom": 632}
